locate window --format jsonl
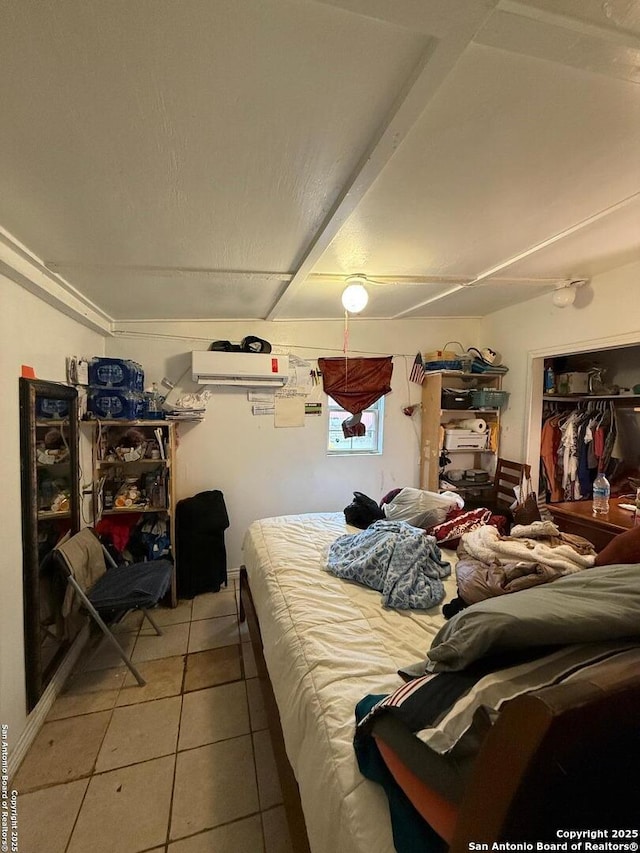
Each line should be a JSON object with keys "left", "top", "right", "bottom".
{"left": 327, "top": 397, "right": 385, "bottom": 455}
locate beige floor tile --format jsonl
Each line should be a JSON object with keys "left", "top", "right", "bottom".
{"left": 65, "top": 666, "right": 128, "bottom": 694}
{"left": 239, "top": 618, "right": 250, "bottom": 640}
{"left": 253, "top": 730, "right": 283, "bottom": 810}
{"left": 81, "top": 632, "right": 138, "bottom": 671}
{"left": 111, "top": 610, "right": 144, "bottom": 633}
{"left": 96, "top": 695, "right": 181, "bottom": 771}
{"left": 179, "top": 682, "right": 250, "bottom": 751}
{"left": 117, "top": 655, "right": 185, "bottom": 705}
{"left": 241, "top": 642, "right": 258, "bottom": 679}
{"left": 171, "top": 736, "right": 259, "bottom": 840}
{"left": 16, "top": 778, "right": 89, "bottom": 853}
{"left": 245, "top": 678, "right": 267, "bottom": 731}
{"left": 184, "top": 646, "right": 241, "bottom": 692}
{"left": 168, "top": 814, "right": 263, "bottom": 853}
{"left": 47, "top": 688, "right": 120, "bottom": 720}
{"left": 67, "top": 754, "right": 175, "bottom": 853}
{"left": 140, "top": 599, "right": 193, "bottom": 629}
{"left": 132, "top": 621, "right": 189, "bottom": 662}
{"left": 188, "top": 616, "right": 239, "bottom": 653}
{"left": 12, "top": 711, "right": 111, "bottom": 793}
{"left": 191, "top": 591, "right": 237, "bottom": 621}
{"left": 262, "top": 806, "right": 294, "bottom": 853}
{"left": 16, "top": 584, "right": 297, "bottom": 853}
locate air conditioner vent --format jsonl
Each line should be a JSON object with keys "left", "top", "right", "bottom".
{"left": 191, "top": 351, "right": 289, "bottom": 387}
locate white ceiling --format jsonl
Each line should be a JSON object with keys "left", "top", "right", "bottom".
{"left": 1, "top": 0, "right": 639, "bottom": 323}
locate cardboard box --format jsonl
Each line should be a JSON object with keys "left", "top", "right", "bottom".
{"left": 556, "top": 372, "right": 589, "bottom": 395}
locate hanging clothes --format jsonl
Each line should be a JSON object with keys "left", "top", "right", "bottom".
{"left": 540, "top": 413, "right": 563, "bottom": 502}
{"left": 541, "top": 400, "right": 618, "bottom": 503}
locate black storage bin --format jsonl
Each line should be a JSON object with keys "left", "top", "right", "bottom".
{"left": 441, "top": 388, "right": 471, "bottom": 409}
{"left": 175, "top": 490, "right": 230, "bottom": 597}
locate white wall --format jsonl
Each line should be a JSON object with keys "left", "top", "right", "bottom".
{"left": 480, "top": 260, "right": 640, "bottom": 462}
{"left": 1, "top": 276, "right": 105, "bottom": 760}
{"left": 108, "top": 319, "right": 481, "bottom": 567}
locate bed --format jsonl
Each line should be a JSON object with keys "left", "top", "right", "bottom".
{"left": 240, "top": 512, "right": 640, "bottom": 853}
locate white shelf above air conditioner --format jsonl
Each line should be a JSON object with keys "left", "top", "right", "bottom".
{"left": 191, "top": 351, "right": 289, "bottom": 387}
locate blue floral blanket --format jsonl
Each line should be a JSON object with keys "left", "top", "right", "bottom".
{"left": 326, "top": 520, "right": 451, "bottom": 609}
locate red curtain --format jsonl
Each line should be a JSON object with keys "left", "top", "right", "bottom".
{"left": 318, "top": 357, "right": 393, "bottom": 415}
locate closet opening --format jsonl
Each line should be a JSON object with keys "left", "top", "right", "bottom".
{"left": 525, "top": 340, "right": 640, "bottom": 550}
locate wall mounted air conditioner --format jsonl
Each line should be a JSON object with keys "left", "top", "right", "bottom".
{"left": 191, "top": 351, "right": 289, "bottom": 387}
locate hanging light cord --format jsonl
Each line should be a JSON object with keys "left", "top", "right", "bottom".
{"left": 343, "top": 309, "right": 350, "bottom": 386}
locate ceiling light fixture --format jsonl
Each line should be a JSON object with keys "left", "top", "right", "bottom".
{"left": 341, "top": 275, "right": 369, "bottom": 313}
{"left": 551, "top": 279, "right": 588, "bottom": 308}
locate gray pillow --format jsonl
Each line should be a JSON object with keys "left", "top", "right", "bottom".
{"left": 427, "top": 563, "right": 640, "bottom": 672}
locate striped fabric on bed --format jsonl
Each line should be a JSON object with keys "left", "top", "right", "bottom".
{"left": 356, "top": 641, "right": 639, "bottom": 755}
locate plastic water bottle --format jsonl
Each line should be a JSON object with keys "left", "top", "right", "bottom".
{"left": 544, "top": 365, "right": 555, "bottom": 394}
{"left": 146, "top": 382, "right": 161, "bottom": 420}
{"left": 592, "top": 472, "right": 610, "bottom": 515}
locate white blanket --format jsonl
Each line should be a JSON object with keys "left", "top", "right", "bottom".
{"left": 461, "top": 523, "right": 595, "bottom": 575}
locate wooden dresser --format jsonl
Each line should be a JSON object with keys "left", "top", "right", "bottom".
{"left": 547, "top": 499, "right": 636, "bottom": 551}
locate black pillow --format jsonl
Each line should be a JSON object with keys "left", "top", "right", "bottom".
{"left": 344, "top": 491, "right": 385, "bottom": 529}
{"left": 208, "top": 340, "right": 242, "bottom": 352}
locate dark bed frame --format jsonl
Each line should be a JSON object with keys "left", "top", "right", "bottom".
{"left": 240, "top": 566, "right": 640, "bottom": 851}
{"left": 239, "top": 567, "right": 311, "bottom": 853}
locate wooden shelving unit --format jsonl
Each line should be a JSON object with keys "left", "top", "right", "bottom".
{"left": 420, "top": 371, "right": 506, "bottom": 492}
{"left": 86, "top": 419, "right": 178, "bottom": 606}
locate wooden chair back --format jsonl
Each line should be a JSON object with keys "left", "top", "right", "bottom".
{"left": 492, "top": 457, "right": 531, "bottom": 511}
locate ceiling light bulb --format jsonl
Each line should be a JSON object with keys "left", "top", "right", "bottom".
{"left": 345, "top": 274, "right": 368, "bottom": 288}
{"left": 341, "top": 283, "right": 369, "bottom": 313}
{"left": 552, "top": 285, "right": 577, "bottom": 308}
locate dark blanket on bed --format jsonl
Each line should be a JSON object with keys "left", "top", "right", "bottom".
{"left": 354, "top": 695, "right": 447, "bottom": 853}
{"left": 353, "top": 659, "right": 511, "bottom": 853}
{"left": 354, "top": 641, "right": 638, "bottom": 852}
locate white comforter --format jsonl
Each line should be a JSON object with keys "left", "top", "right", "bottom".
{"left": 242, "top": 512, "right": 457, "bottom": 853}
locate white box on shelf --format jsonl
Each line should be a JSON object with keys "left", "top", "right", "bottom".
{"left": 555, "top": 372, "right": 589, "bottom": 395}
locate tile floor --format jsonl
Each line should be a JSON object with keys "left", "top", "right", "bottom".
{"left": 12, "top": 581, "right": 293, "bottom": 853}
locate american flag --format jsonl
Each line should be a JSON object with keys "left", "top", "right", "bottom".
{"left": 409, "top": 352, "right": 426, "bottom": 385}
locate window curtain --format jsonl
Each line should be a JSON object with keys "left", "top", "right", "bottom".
{"left": 318, "top": 356, "right": 393, "bottom": 437}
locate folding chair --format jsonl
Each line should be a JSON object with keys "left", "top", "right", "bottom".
{"left": 54, "top": 528, "right": 173, "bottom": 686}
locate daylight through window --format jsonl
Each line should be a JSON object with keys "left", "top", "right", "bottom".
{"left": 327, "top": 397, "right": 384, "bottom": 455}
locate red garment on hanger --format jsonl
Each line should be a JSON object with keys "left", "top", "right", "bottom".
{"left": 541, "top": 416, "right": 563, "bottom": 502}
{"left": 318, "top": 356, "right": 393, "bottom": 414}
